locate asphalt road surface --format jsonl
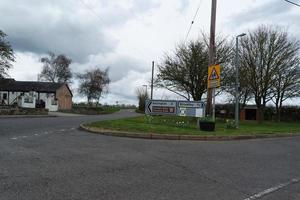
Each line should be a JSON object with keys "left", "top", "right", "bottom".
{"left": 0, "top": 110, "right": 299, "bottom": 200}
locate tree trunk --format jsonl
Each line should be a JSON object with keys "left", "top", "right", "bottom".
{"left": 257, "top": 106, "right": 265, "bottom": 123}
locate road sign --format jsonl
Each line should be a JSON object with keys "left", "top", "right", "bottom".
{"left": 208, "top": 65, "right": 221, "bottom": 88}
{"left": 178, "top": 101, "right": 204, "bottom": 108}
{"left": 146, "top": 100, "right": 205, "bottom": 117}
{"left": 145, "top": 100, "right": 177, "bottom": 115}
{"left": 177, "top": 101, "right": 205, "bottom": 117}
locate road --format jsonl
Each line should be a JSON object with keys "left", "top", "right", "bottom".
{"left": 0, "top": 110, "right": 299, "bottom": 200}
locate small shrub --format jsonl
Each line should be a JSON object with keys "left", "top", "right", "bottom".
{"left": 225, "top": 119, "right": 237, "bottom": 129}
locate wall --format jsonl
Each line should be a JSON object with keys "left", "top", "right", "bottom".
{"left": 20, "top": 96, "right": 36, "bottom": 108}
{"left": 56, "top": 85, "right": 72, "bottom": 110}
{"left": 38, "top": 93, "right": 58, "bottom": 111}
{"left": 0, "top": 91, "right": 20, "bottom": 105}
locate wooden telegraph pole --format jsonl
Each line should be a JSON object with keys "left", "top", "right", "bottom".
{"left": 206, "top": 0, "right": 217, "bottom": 118}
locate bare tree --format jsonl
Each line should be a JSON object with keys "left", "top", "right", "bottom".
{"left": 39, "top": 52, "right": 72, "bottom": 83}
{"left": 136, "top": 87, "right": 149, "bottom": 112}
{"left": 157, "top": 36, "right": 233, "bottom": 101}
{"left": 223, "top": 63, "right": 253, "bottom": 108}
{"left": 77, "top": 67, "right": 110, "bottom": 105}
{"left": 0, "top": 30, "right": 15, "bottom": 78}
{"left": 271, "top": 40, "right": 300, "bottom": 121}
{"left": 240, "top": 25, "right": 300, "bottom": 121}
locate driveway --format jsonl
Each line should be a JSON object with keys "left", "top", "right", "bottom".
{"left": 0, "top": 110, "right": 299, "bottom": 200}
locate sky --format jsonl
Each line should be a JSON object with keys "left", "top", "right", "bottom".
{"left": 0, "top": 0, "right": 299, "bottom": 105}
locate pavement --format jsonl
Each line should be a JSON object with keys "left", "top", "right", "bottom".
{"left": 0, "top": 109, "right": 299, "bottom": 200}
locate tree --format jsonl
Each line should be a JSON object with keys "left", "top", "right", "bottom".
{"left": 77, "top": 67, "right": 110, "bottom": 105}
{"left": 240, "top": 25, "right": 300, "bottom": 121}
{"left": 0, "top": 30, "right": 15, "bottom": 78}
{"left": 39, "top": 52, "right": 72, "bottom": 83}
{"left": 157, "top": 36, "right": 233, "bottom": 101}
{"left": 271, "top": 40, "right": 300, "bottom": 121}
{"left": 223, "top": 64, "right": 253, "bottom": 109}
{"left": 136, "top": 87, "right": 149, "bottom": 112}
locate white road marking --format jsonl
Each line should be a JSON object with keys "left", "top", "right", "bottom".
{"left": 243, "top": 178, "right": 300, "bottom": 200}
{"left": 10, "top": 127, "right": 72, "bottom": 141}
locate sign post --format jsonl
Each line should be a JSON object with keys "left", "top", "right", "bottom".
{"left": 207, "top": 64, "right": 221, "bottom": 121}
{"left": 145, "top": 100, "right": 205, "bottom": 118}
{"left": 145, "top": 100, "right": 177, "bottom": 116}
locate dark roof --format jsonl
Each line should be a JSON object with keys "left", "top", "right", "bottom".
{"left": 0, "top": 79, "right": 70, "bottom": 94}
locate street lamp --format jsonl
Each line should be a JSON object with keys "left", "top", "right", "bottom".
{"left": 235, "top": 33, "right": 246, "bottom": 128}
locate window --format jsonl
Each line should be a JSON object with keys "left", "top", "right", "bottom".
{"left": 24, "top": 97, "right": 33, "bottom": 103}
{"left": 3, "top": 93, "right": 7, "bottom": 100}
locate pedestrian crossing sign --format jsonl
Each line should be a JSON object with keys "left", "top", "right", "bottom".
{"left": 208, "top": 65, "right": 221, "bottom": 88}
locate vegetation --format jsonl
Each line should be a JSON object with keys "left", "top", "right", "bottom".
{"left": 156, "top": 36, "right": 233, "bottom": 101}
{"left": 136, "top": 86, "right": 148, "bottom": 112}
{"left": 87, "top": 115, "right": 300, "bottom": 136}
{"left": 39, "top": 52, "right": 72, "bottom": 83}
{"left": 0, "top": 30, "right": 15, "bottom": 78}
{"left": 77, "top": 67, "right": 110, "bottom": 105}
{"left": 157, "top": 25, "right": 300, "bottom": 122}
{"left": 62, "top": 105, "right": 120, "bottom": 115}
{"left": 238, "top": 25, "right": 300, "bottom": 121}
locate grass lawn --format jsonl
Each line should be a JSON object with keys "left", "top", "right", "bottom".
{"left": 86, "top": 115, "right": 300, "bottom": 136}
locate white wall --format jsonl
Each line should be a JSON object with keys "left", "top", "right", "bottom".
{"left": 20, "top": 96, "right": 36, "bottom": 108}
{"left": 0, "top": 91, "right": 58, "bottom": 111}
{"left": 40, "top": 93, "right": 58, "bottom": 111}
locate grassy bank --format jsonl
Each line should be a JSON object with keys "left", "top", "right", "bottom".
{"left": 87, "top": 115, "right": 300, "bottom": 136}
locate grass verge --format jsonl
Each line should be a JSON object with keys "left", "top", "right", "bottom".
{"left": 86, "top": 115, "right": 300, "bottom": 136}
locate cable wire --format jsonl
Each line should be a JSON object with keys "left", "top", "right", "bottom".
{"left": 184, "top": 0, "right": 203, "bottom": 43}
{"left": 284, "top": 0, "right": 300, "bottom": 7}
{"left": 79, "top": 0, "right": 104, "bottom": 23}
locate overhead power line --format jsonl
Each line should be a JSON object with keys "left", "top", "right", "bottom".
{"left": 185, "top": 0, "right": 203, "bottom": 43}
{"left": 284, "top": 0, "right": 300, "bottom": 7}
{"left": 78, "top": 0, "right": 104, "bottom": 23}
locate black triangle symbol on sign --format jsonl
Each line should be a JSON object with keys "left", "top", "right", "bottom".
{"left": 209, "top": 68, "right": 219, "bottom": 80}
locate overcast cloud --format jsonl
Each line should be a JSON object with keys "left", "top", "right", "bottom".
{"left": 1, "top": 0, "right": 300, "bottom": 105}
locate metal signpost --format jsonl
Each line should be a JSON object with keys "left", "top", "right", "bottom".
{"left": 145, "top": 100, "right": 205, "bottom": 118}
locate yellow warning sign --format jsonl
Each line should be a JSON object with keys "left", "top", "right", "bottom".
{"left": 208, "top": 65, "right": 221, "bottom": 89}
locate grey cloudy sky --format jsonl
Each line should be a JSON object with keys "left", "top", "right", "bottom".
{"left": 1, "top": 0, "right": 299, "bottom": 105}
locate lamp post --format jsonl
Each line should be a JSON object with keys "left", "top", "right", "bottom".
{"left": 235, "top": 33, "right": 246, "bottom": 128}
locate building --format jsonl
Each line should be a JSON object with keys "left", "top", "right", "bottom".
{"left": 240, "top": 105, "right": 258, "bottom": 121}
{"left": 0, "top": 79, "right": 73, "bottom": 111}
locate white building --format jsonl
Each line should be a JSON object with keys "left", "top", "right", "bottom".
{"left": 0, "top": 79, "right": 73, "bottom": 111}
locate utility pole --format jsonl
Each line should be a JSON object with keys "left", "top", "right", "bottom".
{"left": 151, "top": 61, "right": 154, "bottom": 99}
{"left": 206, "top": 0, "right": 217, "bottom": 118}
